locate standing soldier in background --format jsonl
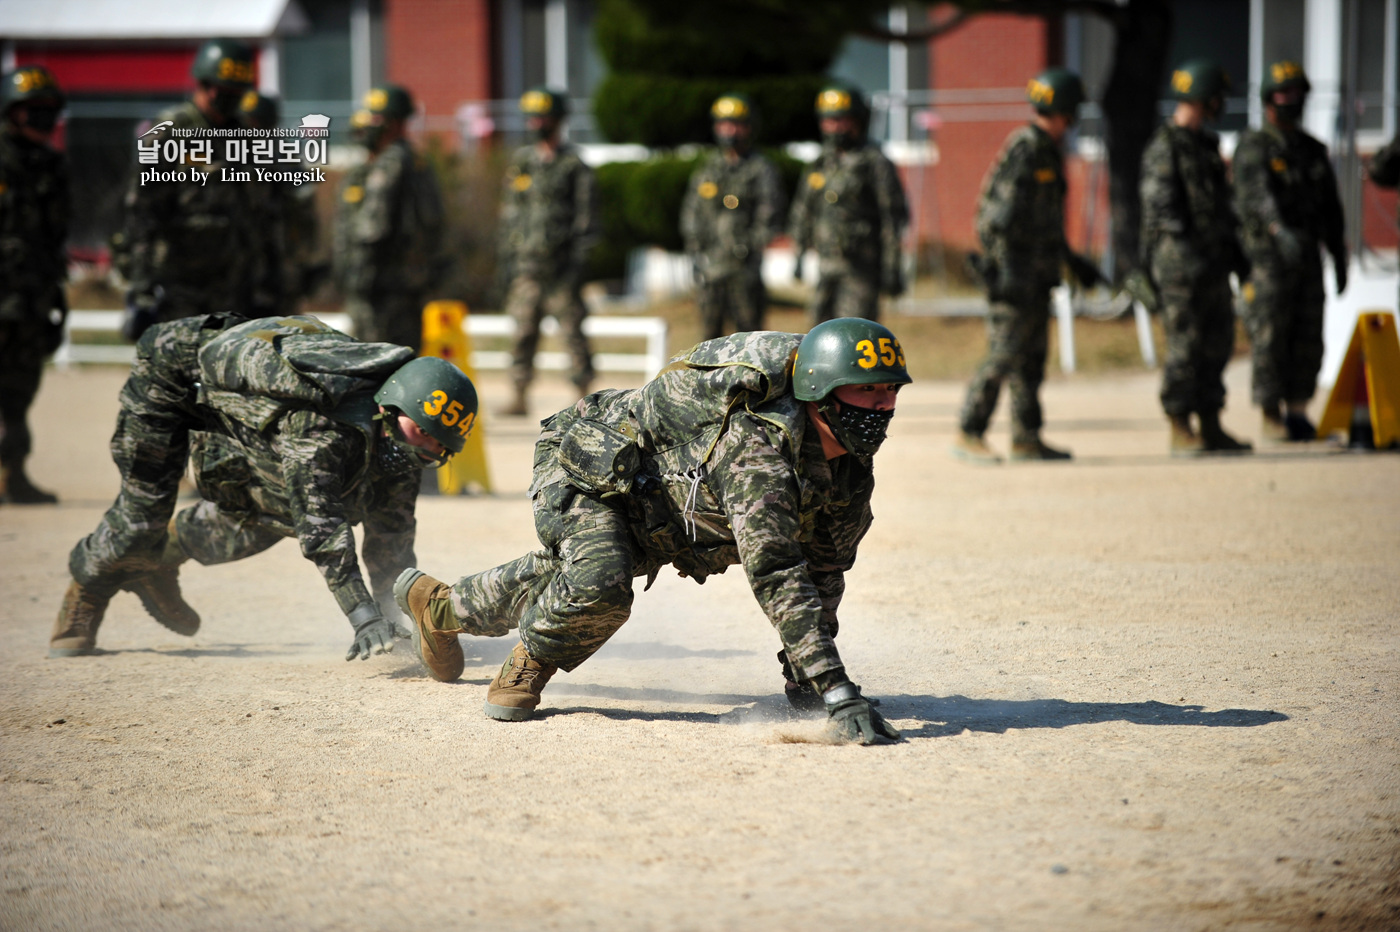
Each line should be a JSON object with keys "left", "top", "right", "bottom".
{"left": 334, "top": 84, "right": 446, "bottom": 353}
{"left": 789, "top": 84, "right": 908, "bottom": 324}
{"left": 1140, "top": 59, "right": 1253, "bottom": 456}
{"left": 497, "top": 87, "right": 598, "bottom": 416}
{"left": 681, "top": 93, "right": 786, "bottom": 340}
{"left": 1233, "top": 61, "right": 1347, "bottom": 443}
{"left": 1365, "top": 133, "right": 1400, "bottom": 307}
{"left": 953, "top": 69, "right": 1103, "bottom": 464}
{"left": 114, "top": 39, "right": 258, "bottom": 341}
{"left": 239, "top": 91, "right": 321, "bottom": 315}
{"left": 0, "top": 66, "right": 68, "bottom": 505}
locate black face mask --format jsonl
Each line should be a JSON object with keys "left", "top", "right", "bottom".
{"left": 372, "top": 411, "right": 441, "bottom": 477}
{"left": 1273, "top": 102, "right": 1304, "bottom": 124}
{"left": 821, "top": 400, "right": 894, "bottom": 456}
{"left": 23, "top": 106, "right": 60, "bottom": 133}
{"left": 822, "top": 128, "right": 858, "bottom": 150}
{"left": 210, "top": 87, "right": 245, "bottom": 122}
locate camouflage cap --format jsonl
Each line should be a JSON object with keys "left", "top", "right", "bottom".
{"left": 711, "top": 93, "right": 754, "bottom": 123}
{"left": 191, "top": 38, "right": 256, "bottom": 88}
{"left": 1261, "top": 60, "right": 1311, "bottom": 98}
{"left": 793, "top": 318, "right": 912, "bottom": 402}
{"left": 374, "top": 356, "right": 479, "bottom": 456}
{"left": 520, "top": 86, "right": 569, "bottom": 119}
{"left": 1169, "top": 59, "right": 1231, "bottom": 102}
{"left": 1027, "top": 68, "right": 1085, "bottom": 116}
{"left": 1, "top": 66, "right": 65, "bottom": 110}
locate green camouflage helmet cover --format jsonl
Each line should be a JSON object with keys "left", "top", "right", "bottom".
{"left": 374, "top": 356, "right": 479, "bottom": 456}
{"left": 792, "top": 318, "right": 912, "bottom": 402}
{"left": 2, "top": 66, "right": 65, "bottom": 110}
{"left": 1261, "top": 59, "right": 1311, "bottom": 98}
{"left": 1169, "top": 59, "right": 1230, "bottom": 102}
{"left": 190, "top": 38, "right": 256, "bottom": 87}
{"left": 1027, "top": 68, "right": 1085, "bottom": 116}
{"left": 520, "top": 86, "right": 569, "bottom": 119}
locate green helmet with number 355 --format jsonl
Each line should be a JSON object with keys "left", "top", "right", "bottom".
{"left": 374, "top": 356, "right": 479, "bottom": 457}
{"left": 793, "top": 318, "right": 912, "bottom": 402}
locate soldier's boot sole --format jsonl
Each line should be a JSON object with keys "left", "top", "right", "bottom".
{"left": 122, "top": 568, "right": 201, "bottom": 636}
{"left": 49, "top": 581, "right": 110, "bottom": 658}
{"left": 483, "top": 642, "right": 556, "bottom": 721}
{"left": 394, "top": 567, "right": 465, "bottom": 683}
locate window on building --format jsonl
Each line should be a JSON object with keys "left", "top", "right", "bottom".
{"left": 1166, "top": 0, "right": 1251, "bottom": 131}
{"left": 1261, "top": 0, "right": 1305, "bottom": 66}
{"left": 1350, "top": 0, "right": 1396, "bottom": 132}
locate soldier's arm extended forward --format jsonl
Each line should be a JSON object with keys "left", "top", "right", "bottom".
{"left": 1367, "top": 135, "right": 1400, "bottom": 188}
{"left": 706, "top": 414, "right": 855, "bottom": 684}
{"left": 271, "top": 410, "right": 400, "bottom": 658}
{"left": 361, "top": 470, "right": 419, "bottom": 621}
{"left": 873, "top": 152, "right": 910, "bottom": 295}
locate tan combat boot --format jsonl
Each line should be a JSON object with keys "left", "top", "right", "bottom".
{"left": 950, "top": 431, "right": 1003, "bottom": 465}
{"left": 498, "top": 384, "right": 529, "bottom": 417}
{"left": 1199, "top": 410, "right": 1253, "bottom": 454}
{"left": 1260, "top": 405, "right": 1289, "bottom": 444}
{"left": 1168, "top": 414, "right": 1205, "bottom": 457}
{"left": 393, "top": 568, "right": 465, "bottom": 682}
{"left": 1010, "top": 436, "right": 1072, "bottom": 462}
{"left": 0, "top": 463, "right": 58, "bottom": 505}
{"left": 123, "top": 568, "right": 201, "bottom": 636}
{"left": 50, "top": 581, "right": 110, "bottom": 657}
{"left": 484, "top": 641, "right": 557, "bottom": 721}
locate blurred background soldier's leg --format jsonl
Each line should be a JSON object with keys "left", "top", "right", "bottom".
{"left": 503, "top": 276, "right": 546, "bottom": 415}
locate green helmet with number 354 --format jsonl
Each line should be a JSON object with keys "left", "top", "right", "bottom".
{"left": 374, "top": 356, "right": 479, "bottom": 457}
{"left": 793, "top": 318, "right": 912, "bottom": 402}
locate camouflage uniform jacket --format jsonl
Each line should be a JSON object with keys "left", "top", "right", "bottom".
{"left": 976, "top": 123, "right": 1067, "bottom": 293}
{"left": 334, "top": 138, "right": 445, "bottom": 296}
{"left": 789, "top": 142, "right": 908, "bottom": 282}
{"left": 680, "top": 148, "right": 786, "bottom": 281}
{"left": 0, "top": 122, "right": 68, "bottom": 320}
{"left": 116, "top": 101, "right": 257, "bottom": 307}
{"left": 539, "top": 331, "right": 873, "bottom": 681}
{"left": 190, "top": 317, "right": 420, "bottom": 617}
{"left": 498, "top": 142, "right": 598, "bottom": 281}
{"left": 1233, "top": 123, "right": 1345, "bottom": 264}
{"left": 1139, "top": 121, "right": 1241, "bottom": 273}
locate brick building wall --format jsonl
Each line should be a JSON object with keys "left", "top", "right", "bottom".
{"left": 384, "top": 0, "right": 493, "bottom": 142}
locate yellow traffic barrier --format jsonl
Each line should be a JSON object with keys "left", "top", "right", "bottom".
{"left": 1316, "top": 311, "right": 1400, "bottom": 449}
{"left": 421, "top": 300, "right": 493, "bottom": 492}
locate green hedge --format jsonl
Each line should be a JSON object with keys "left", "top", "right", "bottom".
{"left": 592, "top": 72, "right": 827, "bottom": 148}
{"left": 588, "top": 149, "right": 807, "bottom": 281}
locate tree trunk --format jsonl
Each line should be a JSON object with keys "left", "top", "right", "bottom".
{"left": 1101, "top": 0, "right": 1173, "bottom": 279}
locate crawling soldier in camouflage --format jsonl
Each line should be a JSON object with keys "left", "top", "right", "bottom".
{"left": 681, "top": 93, "right": 786, "bottom": 340}
{"left": 1140, "top": 59, "right": 1252, "bottom": 456}
{"left": 334, "top": 85, "right": 445, "bottom": 352}
{"left": 52, "top": 315, "right": 477, "bottom": 662}
{"left": 114, "top": 39, "right": 259, "bottom": 340}
{"left": 394, "top": 318, "right": 909, "bottom": 746}
{"left": 0, "top": 66, "right": 68, "bottom": 505}
{"left": 953, "top": 69, "right": 1103, "bottom": 465}
{"left": 789, "top": 84, "right": 908, "bottom": 324}
{"left": 1233, "top": 61, "right": 1348, "bottom": 443}
{"left": 498, "top": 87, "right": 598, "bottom": 416}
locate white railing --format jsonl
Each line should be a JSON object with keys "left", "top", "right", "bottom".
{"left": 54, "top": 310, "right": 670, "bottom": 380}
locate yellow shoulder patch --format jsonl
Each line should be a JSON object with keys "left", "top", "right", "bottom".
{"left": 512, "top": 173, "right": 533, "bottom": 192}
{"left": 342, "top": 185, "right": 364, "bottom": 204}
{"left": 1270, "top": 157, "right": 1287, "bottom": 173}
{"left": 808, "top": 172, "right": 826, "bottom": 190}
{"left": 0, "top": 182, "right": 7, "bottom": 196}
{"left": 1035, "top": 167, "right": 1058, "bottom": 183}
{"left": 697, "top": 181, "right": 718, "bottom": 199}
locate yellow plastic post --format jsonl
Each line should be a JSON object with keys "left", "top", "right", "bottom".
{"left": 1316, "top": 311, "right": 1400, "bottom": 449}
{"left": 420, "top": 300, "right": 493, "bottom": 492}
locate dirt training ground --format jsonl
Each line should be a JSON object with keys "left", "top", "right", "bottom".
{"left": 2, "top": 361, "right": 1397, "bottom": 931}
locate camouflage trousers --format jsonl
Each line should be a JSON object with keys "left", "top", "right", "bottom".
{"left": 1152, "top": 252, "right": 1236, "bottom": 417}
{"left": 1242, "top": 259, "right": 1326, "bottom": 408}
{"left": 959, "top": 294, "right": 1051, "bottom": 441}
{"left": 68, "top": 317, "right": 214, "bottom": 593}
{"left": 0, "top": 317, "right": 55, "bottom": 467}
{"left": 446, "top": 479, "right": 648, "bottom": 671}
{"left": 809, "top": 269, "right": 880, "bottom": 325}
{"left": 171, "top": 498, "right": 286, "bottom": 570}
{"left": 698, "top": 267, "right": 766, "bottom": 341}
{"left": 506, "top": 274, "right": 594, "bottom": 391}
{"left": 346, "top": 290, "right": 425, "bottom": 354}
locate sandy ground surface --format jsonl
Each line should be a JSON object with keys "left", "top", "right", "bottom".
{"left": 2, "top": 360, "right": 1398, "bottom": 932}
